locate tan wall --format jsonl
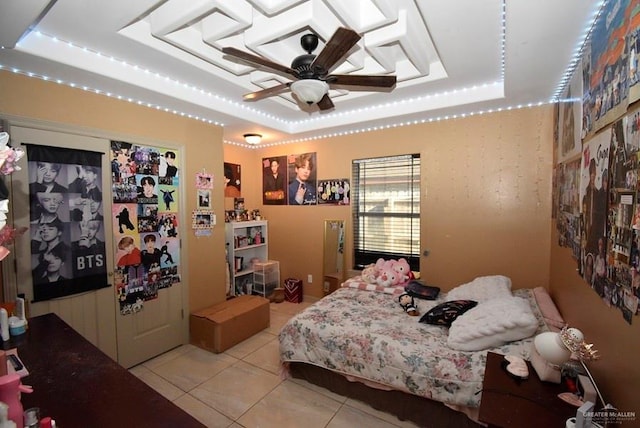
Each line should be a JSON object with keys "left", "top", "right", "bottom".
{"left": 226, "top": 107, "right": 554, "bottom": 296}
{"left": 0, "top": 71, "right": 227, "bottom": 312}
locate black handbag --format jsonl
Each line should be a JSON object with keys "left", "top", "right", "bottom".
{"left": 404, "top": 280, "right": 440, "bottom": 300}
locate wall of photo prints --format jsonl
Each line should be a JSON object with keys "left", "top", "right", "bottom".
{"left": 555, "top": 0, "right": 640, "bottom": 324}
{"left": 111, "top": 141, "right": 181, "bottom": 315}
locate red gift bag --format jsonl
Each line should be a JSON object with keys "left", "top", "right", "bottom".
{"left": 284, "top": 278, "right": 303, "bottom": 303}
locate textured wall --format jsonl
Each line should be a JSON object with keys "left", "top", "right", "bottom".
{"left": 225, "top": 106, "right": 554, "bottom": 296}
{"left": 0, "top": 71, "right": 227, "bottom": 313}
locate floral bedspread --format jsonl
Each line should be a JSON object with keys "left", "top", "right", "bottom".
{"left": 279, "top": 287, "right": 549, "bottom": 408}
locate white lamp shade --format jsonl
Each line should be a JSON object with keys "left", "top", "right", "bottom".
{"left": 534, "top": 332, "right": 571, "bottom": 365}
{"left": 290, "top": 80, "right": 328, "bottom": 104}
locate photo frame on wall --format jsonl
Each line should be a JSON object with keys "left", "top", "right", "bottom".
{"left": 197, "top": 189, "right": 211, "bottom": 209}
{"left": 196, "top": 172, "right": 213, "bottom": 189}
{"left": 192, "top": 210, "right": 214, "bottom": 229}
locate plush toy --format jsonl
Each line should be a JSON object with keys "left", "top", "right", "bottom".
{"left": 390, "top": 269, "right": 405, "bottom": 286}
{"left": 376, "top": 268, "right": 397, "bottom": 287}
{"left": 375, "top": 257, "right": 394, "bottom": 272}
{"left": 391, "top": 258, "right": 413, "bottom": 284}
{"left": 398, "top": 292, "right": 418, "bottom": 316}
{"left": 361, "top": 264, "right": 378, "bottom": 284}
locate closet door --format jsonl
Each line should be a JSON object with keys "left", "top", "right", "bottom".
{"left": 8, "top": 126, "right": 184, "bottom": 367}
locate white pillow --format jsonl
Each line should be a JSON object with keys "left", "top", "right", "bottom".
{"left": 447, "top": 296, "right": 538, "bottom": 351}
{"left": 445, "top": 275, "right": 512, "bottom": 302}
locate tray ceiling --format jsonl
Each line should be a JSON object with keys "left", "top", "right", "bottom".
{"left": 0, "top": 0, "right": 602, "bottom": 146}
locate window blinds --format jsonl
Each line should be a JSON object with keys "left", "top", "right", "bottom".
{"left": 352, "top": 154, "right": 421, "bottom": 271}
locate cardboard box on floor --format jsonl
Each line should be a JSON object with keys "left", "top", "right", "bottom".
{"left": 190, "top": 295, "right": 270, "bottom": 353}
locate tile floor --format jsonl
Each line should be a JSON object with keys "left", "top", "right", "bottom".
{"left": 129, "top": 300, "right": 421, "bottom": 428}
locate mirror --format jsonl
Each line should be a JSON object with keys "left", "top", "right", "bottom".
{"left": 323, "top": 220, "right": 345, "bottom": 296}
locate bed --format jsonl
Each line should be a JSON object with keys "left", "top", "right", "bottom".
{"left": 279, "top": 275, "right": 564, "bottom": 427}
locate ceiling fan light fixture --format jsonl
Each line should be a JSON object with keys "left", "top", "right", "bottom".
{"left": 243, "top": 133, "right": 262, "bottom": 145}
{"left": 291, "top": 80, "right": 328, "bottom": 105}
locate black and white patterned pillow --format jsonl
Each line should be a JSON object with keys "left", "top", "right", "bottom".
{"left": 419, "top": 300, "right": 478, "bottom": 326}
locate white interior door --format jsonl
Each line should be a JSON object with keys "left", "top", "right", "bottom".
{"left": 116, "top": 283, "right": 184, "bottom": 368}
{"left": 6, "top": 124, "right": 184, "bottom": 368}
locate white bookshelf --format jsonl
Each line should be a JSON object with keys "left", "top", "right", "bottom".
{"left": 225, "top": 220, "right": 268, "bottom": 298}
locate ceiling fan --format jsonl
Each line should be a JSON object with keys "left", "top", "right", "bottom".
{"left": 221, "top": 27, "right": 397, "bottom": 111}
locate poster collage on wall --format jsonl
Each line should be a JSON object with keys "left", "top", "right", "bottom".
{"left": 111, "top": 141, "right": 181, "bottom": 315}
{"left": 253, "top": 152, "right": 350, "bottom": 206}
{"left": 555, "top": 0, "right": 640, "bottom": 324}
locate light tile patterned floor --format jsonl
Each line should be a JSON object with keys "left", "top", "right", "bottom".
{"left": 129, "top": 301, "right": 421, "bottom": 428}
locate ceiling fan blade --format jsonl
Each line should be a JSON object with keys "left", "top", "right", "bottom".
{"left": 243, "top": 83, "right": 291, "bottom": 101}
{"left": 317, "top": 93, "right": 334, "bottom": 111}
{"left": 311, "top": 27, "right": 361, "bottom": 74}
{"left": 222, "top": 47, "right": 297, "bottom": 78}
{"left": 328, "top": 74, "right": 397, "bottom": 88}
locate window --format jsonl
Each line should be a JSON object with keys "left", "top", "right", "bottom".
{"left": 352, "top": 154, "right": 421, "bottom": 271}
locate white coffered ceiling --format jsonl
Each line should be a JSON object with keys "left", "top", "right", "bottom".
{"left": 0, "top": 0, "right": 602, "bottom": 146}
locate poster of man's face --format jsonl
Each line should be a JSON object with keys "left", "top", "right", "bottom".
{"left": 287, "top": 152, "right": 318, "bottom": 205}
{"left": 262, "top": 156, "right": 287, "bottom": 205}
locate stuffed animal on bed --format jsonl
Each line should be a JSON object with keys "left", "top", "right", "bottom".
{"left": 398, "top": 292, "right": 419, "bottom": 316}
{"left": 373, "top": 258, "right": 413, "bottom": 285}
{"left": 361, "top": 264, "right": 379, "bottom": 284}
{"left": 375, "top": 258, "right": 394, "bottom": 272}
{"left": 391, "top": 258, "right": 413, "bottom": 284}
{"left": 376, "top": 268, "right": 400, "bottom": 287}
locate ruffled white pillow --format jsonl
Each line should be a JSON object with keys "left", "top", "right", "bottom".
{"left": 445, "top": 275, "right": 512, "bottom": 302}
{"left": 447, "top": 296, "right": 538, "bottom": 351}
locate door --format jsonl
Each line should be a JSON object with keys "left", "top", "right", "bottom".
{"left": 7, "top": 125, "right": 184, "bottom": 367}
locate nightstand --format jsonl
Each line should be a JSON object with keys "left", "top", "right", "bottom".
{"left": 323, "top": 273, "right": 342, "bottom": 296}
{"left": 479, "top": 351, "right": 576, "bottom": 428}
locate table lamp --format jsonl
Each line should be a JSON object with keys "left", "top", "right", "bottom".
{"left": 533, "top": 326, "right": 616, "bottom": 427}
